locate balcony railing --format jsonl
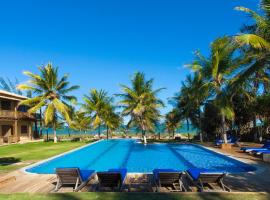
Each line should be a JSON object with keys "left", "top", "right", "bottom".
{"left": 0, "top": 110, "right": 35, "bottom": 120}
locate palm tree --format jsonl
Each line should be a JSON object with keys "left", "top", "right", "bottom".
{"left": 177, "top": 71, "right": 208, "bottom": 142}
{"left": 103, "top": 104, "right": 122, "bottom": 139}
{"left": 17, "top": 64, "right": 79, "bottom": 143}
{"left": 71, "top": 110, "right": 91, "bottom": 134}
{"left": 165, "top": 109, "right": 180, "bottom": 139}
{"left": 232, "top": 0, "right": 270, "bottom": 83}
{"left": 118, "top": 72, "right": 164, "bottom": 144}
{"left": 82, "top": 89, "right": 112, "bottom": 138}
{"left": 0, "top": 77, "right": 22, "bottom": 95}
{"left": 188, "top": 37, "right": 240, "bottom": 143}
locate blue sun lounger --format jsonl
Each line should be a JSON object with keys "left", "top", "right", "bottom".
{"left": 96, "top": 168, "right": 127, "bottom": 191}
{"left": 153, "top": 169, "right": 186, "bottom": 192}
{"left": 186, "top": 168, "right": 231, "bottom": 192}
{"left": 251, "top": 149, "right": 270, "bottom": 155}
{"left": 215, "top": 136, "right": 238, "bottom": 146}
{"left": 241, "top": 141, "right": 270, "bottom": 152}
{"left": 55, "top": 167, "right": 95, "bottom": 192}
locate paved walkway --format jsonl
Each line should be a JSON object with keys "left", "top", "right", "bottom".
{"left": 0, "top": 143, "right": 269, "bottom": 193}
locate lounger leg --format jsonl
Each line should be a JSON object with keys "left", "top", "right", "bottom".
{"left": 75, "top": 174, "right": 95, "bottom": 192}
{"left": 179, "top": 174, "right": 187, "bottom": 192}
{"left": 74, "top": 178, "right": 79, "bottom": 192}
{"left": 54, "top": 179, "right": 62, "bottom": 192}
{"left": 198, "top": 180, "right": 204, "bottom": 192}
{"left": 219, "top": 179, "right": 231, "bottom": 192}
{"left": 157, "top": 180, "right": 161, "bottom": 192}
{"left": 152, "top": 176, "right": 158, "bottom": 192}
{"left": 179, "top": 179, "right": 186, "bottom": 192}
{"left": 75, "top": 182, "right": 87, "bottom": 192}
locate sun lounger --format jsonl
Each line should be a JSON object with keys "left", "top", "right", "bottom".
{"left": 251, "top": 149, "right": 270, "bottom": 155}
{"left": 186, "top": 168, "right": 231, "bottom": 192}
{"left": 215, "top": 136, "right": 238, "bottom": 146}
{"left": 241, "top": 141, "right": 270, "bottom": 152}
{"left": 55, "top": 167, "right": 95, "bottom": 192}
{"left": 96, "top": 168, "right": 127, "bottom": 191}
{"left": 153, "top": 169, "right": 186, "bottom": 192}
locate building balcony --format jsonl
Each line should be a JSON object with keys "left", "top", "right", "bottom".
{"left": 0, "top": 110, "right": 36, "bottom": 121}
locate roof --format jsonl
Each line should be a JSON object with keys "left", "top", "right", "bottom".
{"left": 0, "top": 90, "right": 28, "bottom": 101}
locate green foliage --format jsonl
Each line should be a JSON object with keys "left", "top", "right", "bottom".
{"left": 82, "top": 89, "right": 121, "bottom": 137}
{"left": 118, "top": 72, "right": 164, "bottom": 136}
{"left": 174, "top": 0, "right": 270, "bottom": 142}
{"left": 18, "top": 64, "right": 79, "bottom": 143}
{"left": 0, "top": 77, "right": 22, "bottom": 95}
{"left": 165, "top": 109, "right": 180, "bottom": 137}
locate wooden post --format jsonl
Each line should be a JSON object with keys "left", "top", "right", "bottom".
{"left": 29, "top": 123, "right": 32, "bottom": 140}
{"left": 14, "top": 102, "right": 19, "bottom": 142}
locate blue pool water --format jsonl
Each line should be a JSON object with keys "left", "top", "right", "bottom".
{"left": 26, "top": 139, "right": 256, "bottom": 174}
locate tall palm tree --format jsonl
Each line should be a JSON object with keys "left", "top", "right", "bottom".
{"left": 118, "top": 72, "right": 164, "bottom": 143}
{"left": 188, "top": 37, "right": 240, "bottom": 143}
{"left": 17, "top": 64, "right": 79, "bottom": 143}
{"left": 165, "top": 109, "right": 180, "bottom": 139}
{"left": 232, "top": 0, "right": 270, "bottom": 83}
{"left": 82, "top": 89, "right": 112, "bottom": 138}
{"left": 103, "top": 104, "right": 122, "bottom": 139}
{"left": 177, "top": 71, "right": 208, "bottom": 142}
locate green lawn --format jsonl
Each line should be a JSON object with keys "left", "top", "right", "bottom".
{"left": 0, "top": 141, "right": 91, "bottom": 173}
{"left": 0, "top": 192, "right": 268, "bottom": 200}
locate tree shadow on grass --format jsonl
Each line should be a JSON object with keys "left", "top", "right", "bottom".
{"left": 0, "top": 157, "right": 21, "bottom": 166}
{"left": 47, "top": 192, "right": 270, "bottom": 200}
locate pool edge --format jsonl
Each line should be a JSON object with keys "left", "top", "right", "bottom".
{"left": 21, "top": 139, "right": 104, "bottom": 175}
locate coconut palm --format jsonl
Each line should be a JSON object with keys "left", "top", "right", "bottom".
{"left": 17, "top": 64, "right": 79, "bottom": 143}
{"left": 187, "top": 37, "right": 241, "bottom": 143}
{"left": 232, "top": 0, "right": 270, "bottom": 84}
{"left": 103, "top": 104, "right": 122, "bottom": 139}
{"left": 118, "top": 72, "right": 164, "bottom": 143}
{"left": 0, "top": 77, "right": 22, "bottom": 95}
{"left": 71, "top": 110, "right": 91, "bottom": 134}
{"left": 175, "top": 71, "right": 208, "bottom": 141}
{"left": 82, "top": 89, "right": 112, "bottom": 138}
{"left": 165, "top": 109, "right": 180, "bottom": 139}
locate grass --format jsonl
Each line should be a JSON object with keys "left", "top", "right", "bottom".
{"left": 0, "top": 192, "right": 268, "bottom": 200}
{"left": 0, "top": 141, "right": 91, "bottom": 174}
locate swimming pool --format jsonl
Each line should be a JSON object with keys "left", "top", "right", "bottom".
{"left": 26, "top": 139, "right": 256, "bottom": 174}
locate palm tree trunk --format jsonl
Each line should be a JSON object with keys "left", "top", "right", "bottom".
{"left": 39, "top": 108, "right": 43, "bottom": 137}
{"left": 106, "top": 125, "right": 109, "bottom": 140}
{"left": 34, "top": 117, "right": 38, "bottom": 139}
{"left": 53, "top": 121, "right": 57, "bottom": 143}
{"left": 198, "top": 108, "right": 203, "bottom": 143}
{"left": 98, "top": 125, "right": 101, "bottom": 139}
{"left": 221, "top": 113, "right": 227, "bottom": 144}
{"left": 186, "top": 118, "right": 190, "bottom": 141}
{"left": 253, "top": 116, "right": 258, "bottom": 142}
{"left": 143, "top": 130, "right": 147, "bottom": 144}
{"left": 172, "top": 130, "right": 175, "bottom": 139}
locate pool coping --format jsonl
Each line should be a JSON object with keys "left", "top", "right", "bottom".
{"left": 21, "top": 139, "right": 104, "bottom": 175}
{"left": 22, "top": 139, "right": 262, "bottom": 175}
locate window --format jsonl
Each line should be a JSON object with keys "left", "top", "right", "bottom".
{"left": 1, "top": 125, "right": 13, "bottom": 136}
{"left": 21, "top": 125, "right": 28, "bottom": 134}
{"left": 1, "top": 100, "right": 11, "bottom": 110}
{"left": 18, "top": 105, "right": 28, "bottom": 112}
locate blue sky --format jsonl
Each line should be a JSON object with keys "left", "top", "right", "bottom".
{"left": 0, "top": 0, "right": 258, "bottom": 115}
